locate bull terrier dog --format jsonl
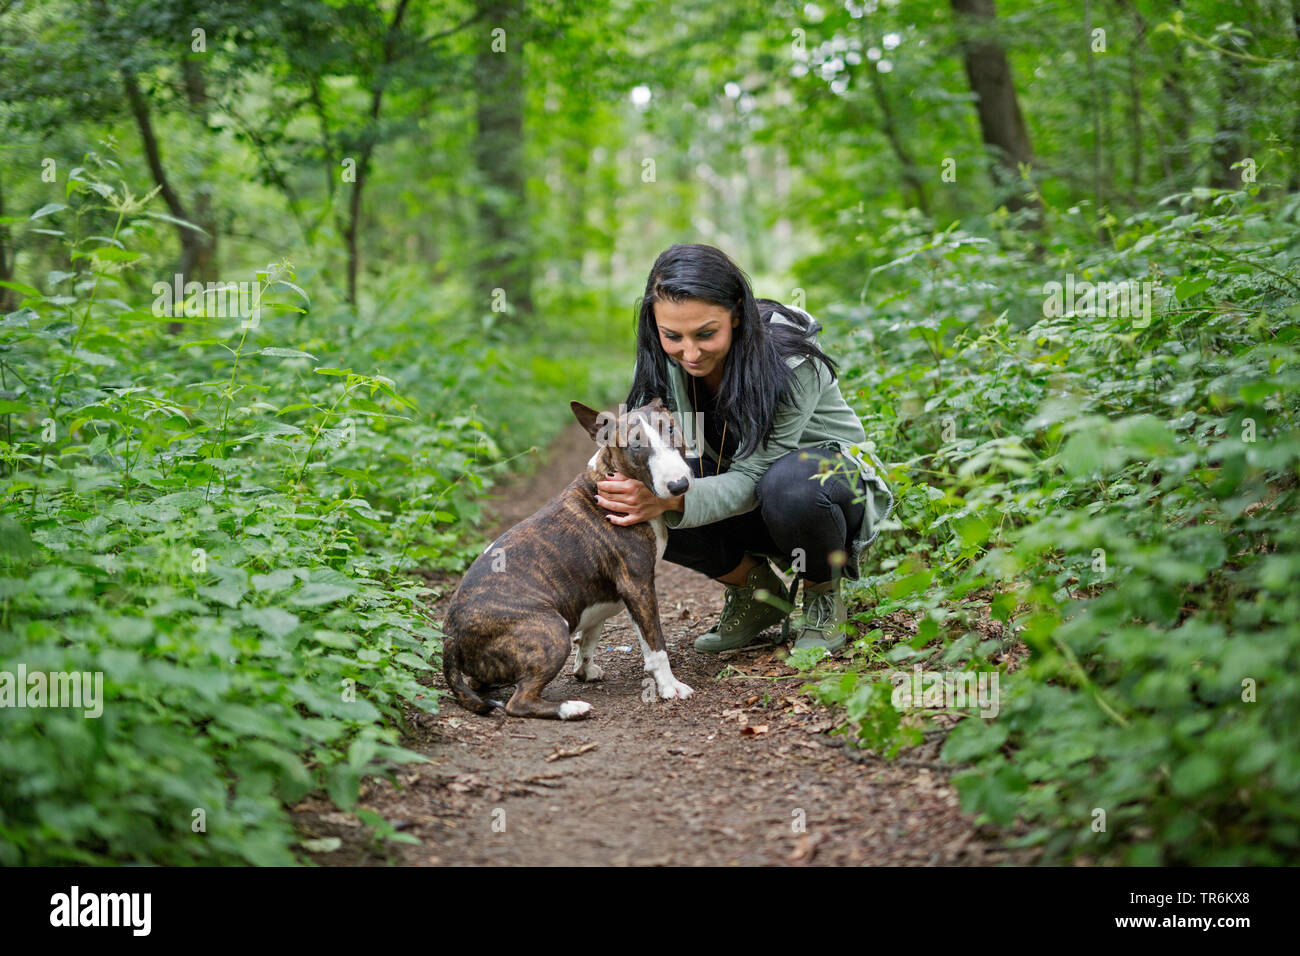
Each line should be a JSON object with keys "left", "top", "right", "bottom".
{"left": 442, "top": 398, "right": 696, "bottom": 719}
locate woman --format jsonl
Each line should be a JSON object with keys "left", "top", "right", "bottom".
{"left": 594, "top": 243, "right": 894, "bottom": 653}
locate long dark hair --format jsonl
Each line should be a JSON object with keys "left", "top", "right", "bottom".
{"left": 625, "top": 243, "right": 839, "bottom": 460}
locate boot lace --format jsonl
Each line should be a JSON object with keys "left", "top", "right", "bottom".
{"left": 802, "top": 590, "right": 837, "bottom": 632}
{"left": 720, "top": 585, "right": 740, "bottom": 622}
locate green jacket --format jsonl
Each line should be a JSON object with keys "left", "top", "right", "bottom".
{"left": 657, "top": 309, "right": 894, "bottom": 580}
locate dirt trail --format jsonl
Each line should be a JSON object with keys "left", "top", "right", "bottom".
{"left": 295, "top": 422, "right": 1020, "bottom": 866}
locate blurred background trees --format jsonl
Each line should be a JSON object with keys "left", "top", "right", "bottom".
{"left": 3, "top": 0, "right": 1294, "bottom": 334}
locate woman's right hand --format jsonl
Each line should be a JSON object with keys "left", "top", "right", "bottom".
{"left": 595, "top": 472, "right": 683, "bottom": 526}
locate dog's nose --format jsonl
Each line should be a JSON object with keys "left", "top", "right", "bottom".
{"left": 667, "top": 477, "right": 690, "bottom": 495}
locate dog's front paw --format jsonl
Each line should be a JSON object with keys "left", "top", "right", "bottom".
{"left": 559, "top": 700, "right": 593, "bottom": 720}
{"left": 574, "top": 663, "right": 604, "bottom": 682}
{"left": 658, "top": 678, "right": 694, "bottom": 700}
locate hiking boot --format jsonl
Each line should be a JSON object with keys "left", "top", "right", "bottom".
{"left": 791, "top": 577, "right": 849, "bottom": 654}
{"left": 694, "top": 559, "right": 790, "bottom": 653}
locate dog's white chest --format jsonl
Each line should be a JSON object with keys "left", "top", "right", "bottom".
{"left": 571, "top": 601, "right": 623, "bottom": 635}
{"left": 649, "top": 514, "right": 668, "bottom": 562}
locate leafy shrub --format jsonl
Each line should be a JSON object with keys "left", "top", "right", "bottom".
{"left": 0, "top": 148, "right": 616, "bottom": 863}
{"left": 805, "top": 186, "right": 1300, "bottom": 864}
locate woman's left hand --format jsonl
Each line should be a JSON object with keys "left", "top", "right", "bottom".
{"left": 595, "top": 471, "right": 665, "bottom": 526}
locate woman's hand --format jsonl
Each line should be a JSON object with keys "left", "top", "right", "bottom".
{"left": 595, "top": 472, "right": 683, "bottom": 526}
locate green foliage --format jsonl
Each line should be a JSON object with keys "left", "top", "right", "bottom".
{"left": 806, "top": 670, "right": 925, "bottom": 759}
{"left": 807, "top": 184, "right": 1300, "bottom": 864}
{"left": 0, "top": 150, "right": 601, "bottom": 864}
{"left": 2, "top": 0, "right": 1297, "bottom": 869}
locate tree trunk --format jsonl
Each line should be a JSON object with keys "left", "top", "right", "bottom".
{"left": 867, "top": 71, "right": 931, "bottom": 216}
{"left": 340, "top": 0, "right": 412, "bottom": 307}
{"left": 1208, "top": 29, "right": 1250, "bottom": 190}
{"left": 472, "top": 0, "right": 533, "bottom": 323}
{"left": 1291, "top": 0, "right": 1300, "bottom": 191}
{"left": 1159, "top": 1, "right": 1194, "bottom": 185}
{"left": 1085, "top": 0, "right": 1104, "bottom": 209}
{"left": 179, "top": 56, "right": 219, "bottom": 287}
{"left": 0, "top": 174, "right": 12, "bottom": 314}
{"left": 1113, "top": 0, "right": 1174, "bottom": 191}
{"left": 949, "top": 0, "right": 1043, "bottom": 227}
{"left": 1117, "top": 0, "right": 1146, "bottom": 193}
{"left": 121, "top": 70, "right": 207, "bottom": 333}
{"left": 564, "top": 87, "right": 593, "bottom": 288}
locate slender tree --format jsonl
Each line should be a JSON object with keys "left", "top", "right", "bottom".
{"left": 339, "top": 0, "right": 412, "bottom": 307}
{"left": 472, "top": 0, "right": 533, "bottom": 324}
{"left": 1207, "top": 24, "right": 1251, "bottom": 190}
{"left": 949, "top": 0, "right": 1043, "bottom": 227}
{"left": 0, "top": 174, "right": 12, "bottom": 314}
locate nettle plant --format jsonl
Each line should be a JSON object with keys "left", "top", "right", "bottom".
{"left": 0, "top": 149, "right": 468, "bottom": 863}
{"left": 802, "top": 189, "right": 1300, "bottom": 864}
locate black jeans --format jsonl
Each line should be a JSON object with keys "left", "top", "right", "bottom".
{"left": 663, "top": 446, "right": 866, "bottom": 582}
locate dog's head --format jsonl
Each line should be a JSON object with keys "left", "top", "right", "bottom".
{"left": 571, "top": 397, "right": 693, "bottom": 498}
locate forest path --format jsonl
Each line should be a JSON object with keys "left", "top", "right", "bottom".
{"left": 297, "top": 421, "right": 1018, "bottom": 866}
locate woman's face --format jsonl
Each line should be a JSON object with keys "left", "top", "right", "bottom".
{"left": 653, "top": 298, "right": 739, "bottom": 382}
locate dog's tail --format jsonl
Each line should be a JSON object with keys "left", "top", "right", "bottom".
{"left": 442, "top": 640, "right": 500, "bottom": 716}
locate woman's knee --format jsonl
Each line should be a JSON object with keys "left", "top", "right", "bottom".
{"left": 756, "top": 448, "right": 834, "bottom": 511}
{"left": 756, "top": 449, "right": 807, "bottom": 497}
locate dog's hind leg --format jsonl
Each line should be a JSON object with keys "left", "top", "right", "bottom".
{"left": 506, "top": 681, "right": 592, "bottom": 720}
{"left": 443, "top": 641, "right": 504, "bottom": 715}
{"left": 573, "top": 626, "right": 604, "bottom": 682}
{"left": 503, "top": 618, "right": 592, "bottom": 720}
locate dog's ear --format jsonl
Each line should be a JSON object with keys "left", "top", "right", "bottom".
{"left": 571, "top": 402, "right": 616, "bottom": 445}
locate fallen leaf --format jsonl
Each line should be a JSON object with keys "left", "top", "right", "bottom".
{"left": 740, "top": 724, "right": 769, "bottom": 736}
